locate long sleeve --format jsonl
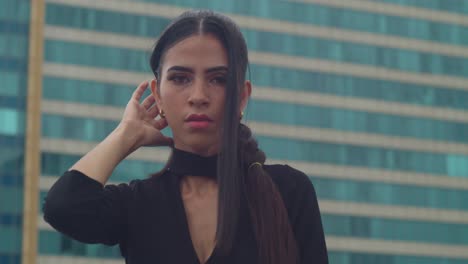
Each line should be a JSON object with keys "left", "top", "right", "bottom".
{"left": 42, "top": 169, "right": 133, "bottom": 245}
{"left": 287, "top": 165, "right": 329, "bottom": 264}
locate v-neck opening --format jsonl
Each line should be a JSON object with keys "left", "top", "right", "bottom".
{"left": 173, "top": 173, "right": 218, "bottom": 264}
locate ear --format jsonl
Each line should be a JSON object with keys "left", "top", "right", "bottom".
{"left": 150, "top": 78, "right": 162, "bottom": 107}
{"left": 239, "top": 80, "right": 252, "bottom": 112}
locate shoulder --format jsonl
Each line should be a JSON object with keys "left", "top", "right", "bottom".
{"left": 263, "top": 164, "right": 313, "bottom": 195}
{"left": 263, "top": 164, "right": 318, "bottom": 220}
{"left": 103, "top": 170, "right": 171, "bottom": 199}
{"left": 264, "top": 166, "right": 328, "bottom": 262}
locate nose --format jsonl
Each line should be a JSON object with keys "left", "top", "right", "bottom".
{"left": 188, "top": 79, "right": 209, "bottom": 107}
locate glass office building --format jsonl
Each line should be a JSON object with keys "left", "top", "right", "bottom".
{"left": 0, "top": 0, "right": 31, "bottom": 263}
{"left": 2, "top": 0, "right": 468, "bottom": 263}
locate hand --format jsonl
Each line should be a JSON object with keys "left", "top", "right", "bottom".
{"left": 118, "top": 80, "right": 173, "bottom": 149}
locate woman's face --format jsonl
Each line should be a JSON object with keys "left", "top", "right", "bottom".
{"left": 151, "top": 34, "right": 250, "bottom": 156}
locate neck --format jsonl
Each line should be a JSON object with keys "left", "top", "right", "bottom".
{"left": 168, "top": 148, "right": 218, "bottom": 182}
{"left": 169, "top": 148, "right": 218, "bottom": 197}
{"left": 180, "top": 175, "right": 218, "bottom": 197}
{"left": 173, "top": 143, "right": 220, "bottom": 157}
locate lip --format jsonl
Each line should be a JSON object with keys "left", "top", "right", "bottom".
{"left": 185, "top": 114, "right": 213, "bottom": 129}
{"left": 185, "top": 114, "right": 213, "bottom": 122}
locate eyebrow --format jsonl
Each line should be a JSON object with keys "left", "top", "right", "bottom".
{"left": 166, "top": 66, "right": 228, "bottom": 74}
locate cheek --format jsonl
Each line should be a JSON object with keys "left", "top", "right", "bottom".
{"left": 214, "top": 91, "right": 227, "bottom": 117}
{"left": 160, "top": 85, "right": 180, "bottom": 108}
{"left": 159, "top": 83, "right": 171, "bottom": 99}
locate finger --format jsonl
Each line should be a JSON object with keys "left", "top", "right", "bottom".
{"left": 152, "top": 118, "right": 168, "bottom": 130}
{"left": 141, "top": 95, "right": 156, "bottom": 110}
{"left": 132, "top": 81, "right": 149, "bottom": 102}
{"left": 147, "top": 104, "right": 159, "bottom": 117}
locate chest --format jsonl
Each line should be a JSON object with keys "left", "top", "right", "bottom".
{"left": 182, "top": 188, "right": 218, "bottom": 264}
{"left": 125, "top": 176, "right": 262, "bottom": 264}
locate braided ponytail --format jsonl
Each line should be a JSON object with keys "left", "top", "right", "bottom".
{"left": 238, "top": 123, "right": 299, "bottom": 264}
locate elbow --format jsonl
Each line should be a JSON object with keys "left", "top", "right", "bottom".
{"left": 42, "top": 197, "right": 93, "bottom": 243}
{"left": 42, "top": 194, "right": 69, "bottom": 230}
{"left": 41, "top": 173, "right": 79, "bottom": 227}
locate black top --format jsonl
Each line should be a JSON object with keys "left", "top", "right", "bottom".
{"left": 43, "top": 149, "right": 328, "bottom": 264}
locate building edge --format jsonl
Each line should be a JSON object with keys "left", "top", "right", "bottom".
{"left": 22, "top": 0, "right": 45, "bottom": 263}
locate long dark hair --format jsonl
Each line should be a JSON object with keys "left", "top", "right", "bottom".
{"left": 149, "top": 10, "right": 299, "bottom": 264}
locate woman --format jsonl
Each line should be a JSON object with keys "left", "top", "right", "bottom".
{"left": 43, "top": 10, "right": 328, "bottom": 264}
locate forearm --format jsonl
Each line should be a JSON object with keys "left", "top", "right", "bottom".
{"left": 69, "top": 122, "right": 141, "bottom": 185}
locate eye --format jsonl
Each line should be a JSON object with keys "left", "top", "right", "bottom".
{"left": 168, "top": 75, "right": 191, "bottom": 85}
{"left": 210, "top": 75, "right": 227, "bottom": 86}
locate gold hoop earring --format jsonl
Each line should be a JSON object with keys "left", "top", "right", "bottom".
{"left": 240, "top": 111, "right": 244, "bottom": 120}
{"left": 159, "top": 109, "right": 166, "bottom": 118}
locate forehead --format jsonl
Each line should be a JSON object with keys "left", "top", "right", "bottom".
{"left": 161, "top": 34, "right": 228, "bottom": 71}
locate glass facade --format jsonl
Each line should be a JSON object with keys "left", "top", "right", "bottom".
{"left": 41, "top": 114, "right": 468, "bottom": 177}
{"left": 2, "top": 0, "right": 467, "bottom": 263}
{"left": 41, "top": 96, "right": 468, "bottom": 143}
{"left": 38, "top": 1, "right": 468, "bottom": 263}
{"left": 44, "top": 69, "right": 468, "bottom": 111}
{"left": 45, "top": 34, "right": 468, "bottom": 78}
{"left": 46, "top": 2, "right": 468, "bottom": 45}
{"left": 370, "top": 0, "right": 468, "bottom": 15}
{"left": 0, "top": 0, "right": 30, "bottom": 263}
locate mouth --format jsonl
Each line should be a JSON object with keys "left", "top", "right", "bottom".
{"left": 185, "top": 114, "right": 213, "bottom": 129}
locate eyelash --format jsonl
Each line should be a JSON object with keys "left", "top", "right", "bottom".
{"left": 167, "top": 75, "right": 227, "bottom": 86}
{"left": 168, "top": 75, "right": 191, "bottom": 85}
{"left": 211, "top": 76, "right": 227, "bottom": 85}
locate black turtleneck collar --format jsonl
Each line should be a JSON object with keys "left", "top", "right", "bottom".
{"left": 167, "top": 148, "right": 218, "bottom": 179}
